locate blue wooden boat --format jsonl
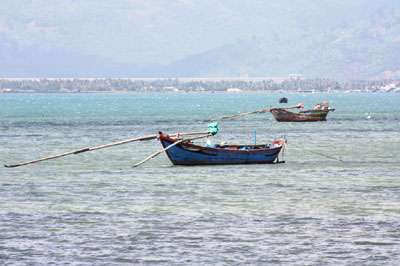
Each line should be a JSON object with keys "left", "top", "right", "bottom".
{"left": 159, "top": 132, "right": 286, "bottom": 165}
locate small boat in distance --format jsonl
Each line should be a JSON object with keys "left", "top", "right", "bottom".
{"left": 159, "top": 132, "right": 286, "bottom": 165}
{"left": 270, "top": 101, "right": 335, "bottom": 122}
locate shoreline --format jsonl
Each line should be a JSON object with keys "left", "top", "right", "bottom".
{"left": 1, "top": 77, "right": 398, "bottom": 94}
{"left": 0, "top": 90, "right": 398, "bottom": 94}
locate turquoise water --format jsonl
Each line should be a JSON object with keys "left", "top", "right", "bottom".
{"left": 1, "top": 93, "right": 400, "bottom": 264}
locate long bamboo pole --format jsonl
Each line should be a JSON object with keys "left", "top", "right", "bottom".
{"left": 132, "top": 134, "right": 212, "bottom": 168}
{"left": 269, "top": 104, "right": 304, "bottom": 111}
{"left": 207, "top": 104, "right": 303, "bottom": 121}
{"left": 4, "top": 131, "right": 208, "bottom": 168}
{"left": 207, "top": 109, "right": 269, "bottom": 121}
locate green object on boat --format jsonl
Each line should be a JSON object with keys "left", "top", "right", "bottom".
{"left": 207, "top": 122, "right": 218, "bottom": 134}
{"left": 310, "top": 110, "right": 326, "bottom": 114}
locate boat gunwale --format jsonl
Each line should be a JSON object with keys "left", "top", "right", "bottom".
{"left": 270, "top": 107, "right": 329, "bottom": 122}
{"left": 270, "top": 107, "right": 330, "bottom": 115}
{"left": 159, "top": 134, "right": 283, "bottom": 154}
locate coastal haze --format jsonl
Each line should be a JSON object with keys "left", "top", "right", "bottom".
{"left": 1, "top": 1, "right": 400, "bottom": 265}
{"left": 0, "top": 0, "right": 400, "bottom": 79}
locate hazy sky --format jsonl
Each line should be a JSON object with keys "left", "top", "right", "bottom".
{"left": 2, "top": 0, "right": 391, "bottom": 64}
{"left": 1, "top": 1, "right": 399, "bottom": 78}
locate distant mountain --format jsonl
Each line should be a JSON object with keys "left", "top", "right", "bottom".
{"left": 0, "top": 34, "right": 164, "bottom": 78}
{"left": 0, "top": 0, "right": 399, "bottom": 80}
{"left": 165, "top": 3, "right": 400, "bottom": 80}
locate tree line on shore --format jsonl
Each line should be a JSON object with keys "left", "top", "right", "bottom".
{"left": 0, "top": 78, "right": 398, "bottom": 93}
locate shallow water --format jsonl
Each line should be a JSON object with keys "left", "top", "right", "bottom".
{"left": 1, "top": 93, "right": 400, "bottom": 264}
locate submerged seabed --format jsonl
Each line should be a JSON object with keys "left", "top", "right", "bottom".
{"left": 1, "top": 93, "right": 400, "bottom": 265}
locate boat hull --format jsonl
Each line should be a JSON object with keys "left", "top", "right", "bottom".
{"left": 270, "top": 108, "right": 329, "bottom": 122}
{"left": 160, "top": 135, "right": 282, "bottom": 165}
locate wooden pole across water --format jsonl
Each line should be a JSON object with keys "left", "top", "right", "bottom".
{"left": 207, "top": 109, "right": 269, "bottom": 121}
{"left": 207, "top": 104, "right": 303, "bottom": 121}
{"left": 4, "top": 131, "right": 208, "bottom": 168}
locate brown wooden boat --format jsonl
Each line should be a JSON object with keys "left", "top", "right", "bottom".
{"left": 270, "top": 101, "right": 335, "bottom": 122}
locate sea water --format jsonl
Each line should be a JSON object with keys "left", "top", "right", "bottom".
{"left": 1, "top": 93, "right": 399, "bottom": 264}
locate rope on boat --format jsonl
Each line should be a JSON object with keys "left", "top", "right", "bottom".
{"left": 282, "top": 141, "right": 288, "bottom": 157}
{"left": 275, "top": 141, "right": 287, "bottom": 163}
{"left": 291, "top": 143, "right": 343, "bottom": 162}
